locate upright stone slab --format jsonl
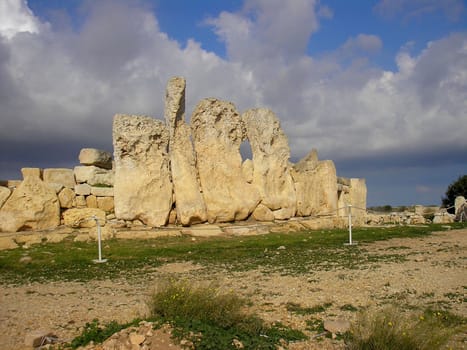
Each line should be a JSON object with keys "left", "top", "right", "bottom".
{"left": 191, "top": 98, "right": 260, "bottom": 223}
{"left": 291, "top": 150, "right": 320, "bottom": 217}
{"left": 0, "top": 168, "right": 60, "bottom": 232}
{"left": 113, "top": 114, "right": 173, "bottom": 227}
{"left": 165, "top": 77, "right": 207, "bottom": 226}
{"left": 349, "top": 178, "right": 367, "bottom": 219}
{"left": 0, "top": 186, "right": 11, "bottom": 209}
{"left": 243, "top": 108, "right": 296, "bottom": 219}
{"left": 291, "top": 153, "right": 338, "bottom": 217}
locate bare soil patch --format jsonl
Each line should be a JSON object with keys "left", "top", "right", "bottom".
{"left": 1, "top": 229, "right": 466, "bottom": 349}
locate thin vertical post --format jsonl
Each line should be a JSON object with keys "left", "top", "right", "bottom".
{"left": 92, "top": 216, "right": 107, "bottom": 263}
{"left": 348, "top": 204, "right": 352, "bottom": 245}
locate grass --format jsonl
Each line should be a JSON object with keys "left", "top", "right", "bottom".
{"left": 147, "top": 278, "right": 307, "bottom": 349}
{"left": 344, "top": 306, "right": 466, "bottom": 350}
{"left": 0, "top": 223, "right": 465, "bottom": 284}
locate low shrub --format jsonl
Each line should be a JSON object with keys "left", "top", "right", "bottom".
{"left": 148, "top": 278, "right": 307, "bottom": 349}
{"left": 345, "top": 306, "right": 461, "bottom": 350}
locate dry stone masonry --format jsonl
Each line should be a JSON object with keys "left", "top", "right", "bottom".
{"left": 0, "top": 76, "right": 369, "bottom": 236}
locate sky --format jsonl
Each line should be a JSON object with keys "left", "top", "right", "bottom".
{"left": 0, "top": 0, "right": 466, "bottom": 207}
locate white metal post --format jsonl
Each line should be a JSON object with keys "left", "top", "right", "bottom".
{"left": 92, "top": 216, "right": 107, "bottom": 263}
{"left": 348, "top": 204, "right": 352, "bottom": 245}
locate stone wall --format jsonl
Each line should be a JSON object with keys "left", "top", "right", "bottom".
{"left": 0, "top": 76, "right": 368, "bottom": 234}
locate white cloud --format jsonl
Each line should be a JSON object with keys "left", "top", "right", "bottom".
{"left": 0, "top": 0, "right": 41, "bottom": 39}
{"left": 0, "top": 0, "right": 466, "bottom": 186}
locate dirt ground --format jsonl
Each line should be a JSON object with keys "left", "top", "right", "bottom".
{"left": 0, "top": 228, "right": 466, "bottom": 349}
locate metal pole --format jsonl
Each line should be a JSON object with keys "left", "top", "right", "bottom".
{"left": 92, "top": 216, "right": 107, "bottom": 263}
{"left": 348, "top": 204, "right": 352, "bottom": 245}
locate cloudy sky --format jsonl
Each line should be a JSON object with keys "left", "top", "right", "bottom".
{"left": 0, "top": 0, "right": 466, "bottom": 206}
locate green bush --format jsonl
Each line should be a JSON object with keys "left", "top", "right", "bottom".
{"left": 345, "top": 306, "right": 459, "bottom": 350}
{"left": 148, "top": 278, "right": 306, "bottom": 349}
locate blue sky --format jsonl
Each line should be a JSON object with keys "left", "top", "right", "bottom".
{"left": 0, "top": 0, "right": 466, "bottom": 207}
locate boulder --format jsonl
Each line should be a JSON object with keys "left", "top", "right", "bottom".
{"left": 455, "top": 202, "right": 467, "bottom": 222}
{"left": 243, "top": 108, "right": 296, "bottom": 219}
{"left": 0, "top": 168, "right": 60, "bottom": 232}
{"left": 433, "top": 212, "right": 454, "bottom": 224}
{"left": 42, "top": 168, "right": 75, "bottom": 188}
{"left": 113, "top": 114, "right": 173, "bottom": 227}
{"left": 191, "top": 98, "right": 260, "bottom": 223}
{"left": 58, "top": 187, "right": 76, "bottom": 209}
{"left": 63, "top": 208, "right": 106, "bottom": 228}
{"left": 0, "top": 186, "right": 11, "bottom": 208}
{"left": 78, "top": 148, "right": 113, "bottom": 169}
{"left": 74, "top": 165, "right": 114, "bottom": 186}
{"left": 165, "top": 77, "right": 207, "bottom": 226}
{"left": 252, "top": 203, "right": 275, "bottom": 221}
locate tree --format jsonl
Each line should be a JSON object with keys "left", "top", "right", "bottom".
{"left": 442, "top": 175, "right": 467, "bottom": 212}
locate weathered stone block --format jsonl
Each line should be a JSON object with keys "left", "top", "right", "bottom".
{"left": 243, "top": 108, "right": 296, "bottom": 219}
{"left": 97, "top": 197, "right": 114, "bottom": 212}
{"left": 76, "top": 195, "right": 87, "bottom": 208}
{"left": 113, "top": 114, "right": 173, "bottom": 227}
{"left": 75, "top": 183, "right": 91, "bottom": 196}
{"left": 43, "top": 168, "right": 75, "bottom": 188}
{"left": 63, "top": 208, "right": 106, "bottom": 228}
{"left": 79, "top": 148, "right": 113, "bottom": 169}
{"left": 90, "top": 186, "right": 114, "bottom": 197}
{"left": 86, "top": 195, "right": 98, "bottom": 208}
{"left": 74, "top": 165, "right": 114, "bottom": 186}
{"left": 191, "top": 98, "right": 260, "bottom": 223}
{"left": 0, "top": 170, "right": 60, "bottom": 232}
{"left": 165, "top": 77, "right": 207, "bottom": 226}
{"left": 58, "top": 187, "right": 76, "bottom": 208}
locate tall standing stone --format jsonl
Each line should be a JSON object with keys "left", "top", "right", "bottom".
{"left": 165, "top": 77, "right": 207, "bottom": 226}
{"left": 0, "top": 168, "right": 60, "bottom": 232}
{"left": 291, "top": 152, "right": 338, "bottom": 216}
{"left": 191, "top": 98, "right": 260, "bottom": 223}
{"left": 243, "top": 108, "right": 296, "bottom": 220}
{"left": 113, "top": 114, "right": 173, "bottom": 227}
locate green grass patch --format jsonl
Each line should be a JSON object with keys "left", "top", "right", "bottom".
{"left": 286, "top": 302, "right": 333, "bottom": 315}
{"left": 148, "top": 278, "right": 307, "bottom": 349}
{"left": 345, "top": 306, "right": 465, "bottom": 350}
{"left": 0, "top": 223, "right": 464, "bottom": 284}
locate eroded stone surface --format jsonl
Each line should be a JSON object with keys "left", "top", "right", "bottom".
{"left": 191, "top": 98, "right": 260, "bottom": 223}
{"left": 113, "top": 114, "right": 173, "bottom": 227}
{"left": 0, "top": 186, "right": 11, "bottom": 209}
{"left": 79, "top": 148, "right": 113, "bottom": 169}
{"left": 243, "top": 108, "right": 296, "bottom": 219}
{"left": 43, "top": 168, "right": 75, "bottom": 189}
{"left": 0, "top": 168, "right": 60, "bottom": 232}
{"left": 165, "top": 77, "right": 207, "bottom": 226}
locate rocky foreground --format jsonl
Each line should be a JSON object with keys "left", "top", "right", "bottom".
{"left": 1, "top": 228, "right": 466, "bottom": 350}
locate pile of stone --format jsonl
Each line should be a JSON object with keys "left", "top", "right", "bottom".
{"left": 0, "top": 148, "right": 115, "bottom": 233}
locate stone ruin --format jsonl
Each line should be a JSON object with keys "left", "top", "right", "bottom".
{"left": 0, "top": 77, "right": 367, "bottom": 238}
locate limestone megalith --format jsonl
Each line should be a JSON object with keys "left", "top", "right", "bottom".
{"left": 191, "top": 98, "right": 260, "bottom": 223}
{"left": 292, "top": 152, "right": 338, "bottom": 216}
{"left": 113, "top": 114, "right": 173, "bottom": 227}
{"left": 0, "top": 168, "right": 60, "bottom": 232}
{"left": 243, "top": 108, "right": 296, "bottom": 220}
{"left": 165, "top": 77, "right": 207, "bottom": 225}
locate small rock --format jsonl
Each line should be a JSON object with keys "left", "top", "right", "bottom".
{"left": 277, "top": 246, "right": 286, "bottom": 250}
{"left": 232, "top": 338, "right": 244, "bottom": 349}
{"left": 24, "top": 329, "right": 56, "bottom": 347}
{"left": 129, "top": 332, "right": 145, "bottom": 345}
{"left": 323, "top": 319, "right": 350, "bottom": 334}
{"left": 19, "top": 256, "right": 32, "bottom": 264}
